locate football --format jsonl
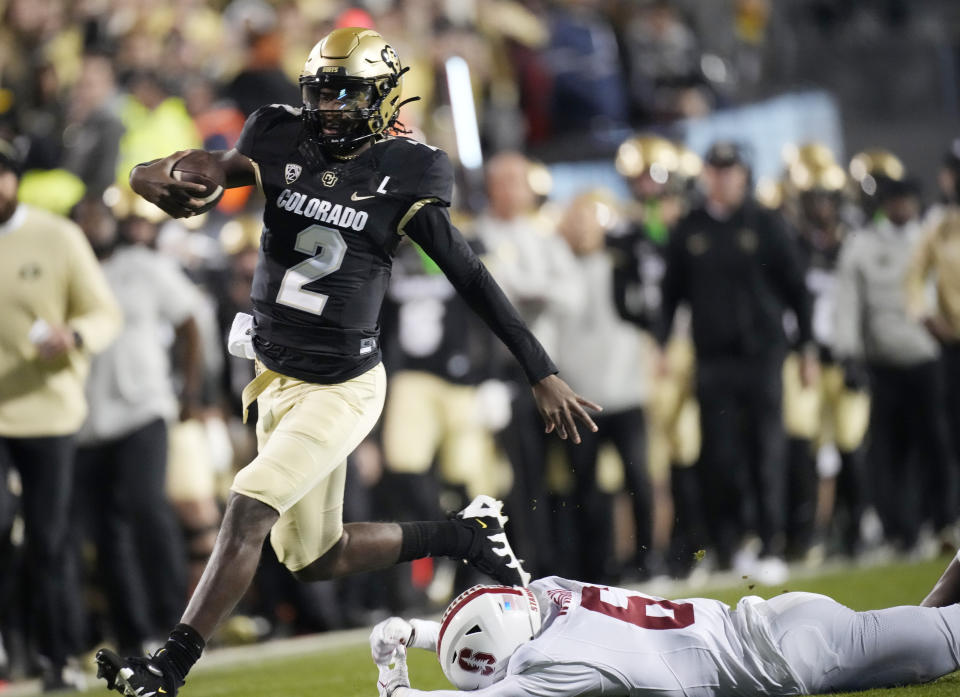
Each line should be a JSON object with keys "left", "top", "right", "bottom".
{"left": 171, "top": 150, "right": 225, "bottom": 209}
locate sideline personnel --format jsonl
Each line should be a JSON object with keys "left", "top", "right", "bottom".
{"left": 0, "top": 135, "right": 121, "bottom": 689}
{"left": 657, "top": 141, "right": 815, "bottom": 575}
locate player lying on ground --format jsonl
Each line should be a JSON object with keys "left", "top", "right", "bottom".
{"left": 371, "top": 562, "right": 960, "bottom": 697}
{"left": 96, "top": 26, "right": 600, "bottom": 697}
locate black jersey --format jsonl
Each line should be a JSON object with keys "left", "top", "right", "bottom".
{"left": 236, "top": 104, "right": 454, "bottom": 382}
{"left": 608, "top": 221, "right": 664, "bottom": 329}
{"left": 236, "top": 104, "right": 556, "bottom": 384}
{"left": 658, "top": 204, "right": 813, "bottom": 358}
{"left": 381, "top": 238, "right": 496, "bottom": 386}
{"left": 796, "top": 224, "right": 847, "bottom": 360}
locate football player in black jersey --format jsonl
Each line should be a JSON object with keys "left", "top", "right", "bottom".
{"left": 95, "top": 27, "right": 600, "bottom": 697}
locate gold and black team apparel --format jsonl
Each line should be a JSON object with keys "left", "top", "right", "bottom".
{"left": 379, "top": 239, "right": 507, "bottom": 501}
{"left": 784, "top": 218, "right": 869, "bottom": 557}
{"left": 235, "top": 104, "right": 557, "bottom": 386}
{"left": 0, "top": 199, "right": 120, "bottom": 687}
{"left": 658, "top": 204, "right": 813, "bottom": 359}
{"left": 657, "top": 200, "right": 813, "bottom": 567}
{"left": 381, "top": 238, "right": 496, "bottom": 387}
{"left": 92, "top": 27, "right": 594, "bottom": 697}
{"left": 0, "top": 204, "right": 121, "bottom": 436}
{"left": 907, "top": 205, "right": 960, "bottom": 496}
{"left": 229, "top": 103, "right": 557, "bottom": 571}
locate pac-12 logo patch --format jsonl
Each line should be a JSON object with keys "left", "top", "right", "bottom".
{"left": 284, "top": 163, "right": 302, "bottom": 184}
{"left": 321, "top": 170, "right": 338, "bottom": 188}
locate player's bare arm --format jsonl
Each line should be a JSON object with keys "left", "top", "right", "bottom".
{"left": 922, "top": 550, "right": 960, "bottom": 606}
{"left": 129, "top": 148, "right": 256, "bottom": 218}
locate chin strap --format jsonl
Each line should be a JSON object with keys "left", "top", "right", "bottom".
{"left": 386, "top": 97, "right": 421, "bottom": 136}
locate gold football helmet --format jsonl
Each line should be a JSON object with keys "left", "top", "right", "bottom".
{"left": 848, "top": 148, "right": 905, "bottom": 199}
{"left": 615, "top": 135, "right": 679, "bottom": 180}
{"left": 299, "top": 27, "right": 415, "bottom": 152}
{"left": 782, "top": 141, "right": 846, "bottom": 193}
{"left": 674, "top": 144, "right": 703, "bottom": 181}
{"left": 789, "top": 160, "right": 847, "bottom": 193}
{"left": 782, "top": 142, "right": 836, "bottom": 171}
{"left": 848, "top": 148, "right": 905, "bottom": 183}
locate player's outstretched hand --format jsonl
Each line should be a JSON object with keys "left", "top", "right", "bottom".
{"left": 532, "top": 374, "right": 602, "bottom": 444}
{"left": 376, "top": 646, "right": 410, "bottom": 697}
{"left": 129, "top": 150, "right": 213, "bottom": 219}
{"left": 371, "top": 617, "right": 414, "bottom": 665}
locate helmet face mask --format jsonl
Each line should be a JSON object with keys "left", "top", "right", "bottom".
{"left": 298, "top": 27, "right": 409, "bottom": 156}
{"left": 300, "top": 77, "right": 381, "bottom": 148}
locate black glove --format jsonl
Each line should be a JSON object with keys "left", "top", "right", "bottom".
{"left": 841, "top": 358, "right": 870, "bottom": 391}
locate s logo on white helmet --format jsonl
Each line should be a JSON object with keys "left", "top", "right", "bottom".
{"left": 437, "top": 585, "right": 541, "bottom": 690}
{"left": 457, "top": 648, "right": 496, "bottom": 676}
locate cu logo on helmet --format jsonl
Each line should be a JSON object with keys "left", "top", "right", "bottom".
{"left": 457, "top": 648, "right": 496, "bottom": 676}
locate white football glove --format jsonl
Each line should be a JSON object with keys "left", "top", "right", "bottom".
{"left": 371, "top": 617, "right": 414, "bottom": 665}
{"left": 376, "top": 646, "right": 410, "bottom": 697}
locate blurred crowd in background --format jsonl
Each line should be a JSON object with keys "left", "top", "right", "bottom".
{"left": 1, "top": 0, "right": 960, "bottom": 690}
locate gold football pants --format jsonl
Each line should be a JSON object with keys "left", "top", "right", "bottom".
{"left": 647, "top": 337, "right": 700, "bottom": 480}
{"left": 232, "top": 361, "right": 386, "bottom": 571}
{"left": 782, "top": 354, "right": 869, "bottom": 452}
{"left": 381, "top": 371, "right": 509, "bottom": 498}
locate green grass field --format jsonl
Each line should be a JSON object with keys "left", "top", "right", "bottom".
{"left": 77, "top": 556, "right": 960, "bottom": 697}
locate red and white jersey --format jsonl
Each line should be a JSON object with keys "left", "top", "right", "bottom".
{"left": 514, "top": 577, "right": 801, "bottom": 696}
{"left": 398, "top": 577, "right": 803, "bottom": 697}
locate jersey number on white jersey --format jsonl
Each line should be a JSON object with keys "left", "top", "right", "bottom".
{"left": 580, "top": 586, "right": 696, "bottom": 630}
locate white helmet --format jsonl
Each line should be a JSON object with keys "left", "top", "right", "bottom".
{"left": 437, "top": 585, "right": 542, "bottom": 690}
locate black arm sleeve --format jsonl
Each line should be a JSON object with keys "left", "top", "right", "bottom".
{"left": 403, "top": 203, "right": 558, "bottom": 384}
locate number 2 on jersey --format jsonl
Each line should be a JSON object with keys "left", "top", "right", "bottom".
{"left": 276, "top": 225, "right": 347, "bottom": 315}
{"left": 581, "top": 585, "right": 695, "bottom": 630}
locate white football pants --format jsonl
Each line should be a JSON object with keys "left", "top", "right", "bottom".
{"left": 765, "top": 591, "right": 960, "bottom": 694}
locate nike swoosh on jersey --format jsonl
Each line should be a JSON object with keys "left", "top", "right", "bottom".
{"left": 351, "top": 192, "right": 375, "bottom": 201}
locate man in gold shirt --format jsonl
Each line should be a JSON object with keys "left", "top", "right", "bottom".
{"left": 0, "top": 136, "right": 121, "bottom": 689}
{"left": 906, "top": 146, "right": 960, "bottom": 474}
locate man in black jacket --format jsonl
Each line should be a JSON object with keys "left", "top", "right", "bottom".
{"left": 657, "top": 142, "right": 816, "bottom": 576}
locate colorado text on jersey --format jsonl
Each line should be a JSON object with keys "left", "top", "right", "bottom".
{"left": 275, "top": 188, "right": 369, "bottom": 231}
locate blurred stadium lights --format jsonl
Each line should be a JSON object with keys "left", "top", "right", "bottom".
{"left": 445, "top": 55, "right": 484, "bottom": 171}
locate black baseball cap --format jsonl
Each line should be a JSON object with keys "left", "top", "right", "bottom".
{"left": 704, "top": 141, "right": 747, "bottom": 168}
{"left": 875, "top": 174, "right": 921, "bottom": 202}
{"left": 0, "top": 136, "right": 22, "bottom": 176}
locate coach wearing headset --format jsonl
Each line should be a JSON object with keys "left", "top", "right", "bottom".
{"left": 656, "top": 141, "right": 816, "bottom": 578}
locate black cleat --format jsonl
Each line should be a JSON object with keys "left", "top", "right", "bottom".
{"left": 455, "top": 495, "right": 531, "bottom": 587}
{"left": 96, "top": 649, "right": 182, "bottom": 697}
